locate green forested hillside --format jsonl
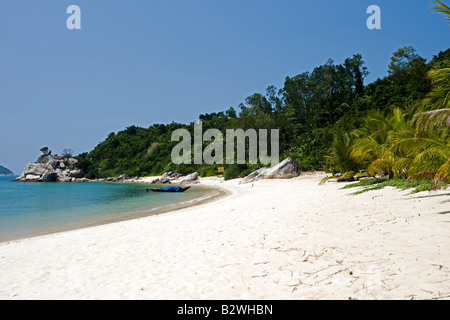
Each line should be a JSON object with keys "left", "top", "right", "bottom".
{"left": 77, "top": 47, "right": 449, "bottom": 181}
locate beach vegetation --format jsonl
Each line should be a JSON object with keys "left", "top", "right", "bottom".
{"left": 341, "top": 177, "right": 448, "bottom": 195}
{"left": 223, "top": 164, "right": 243, "bottom": 181}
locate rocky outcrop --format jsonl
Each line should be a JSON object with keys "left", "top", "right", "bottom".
{"left": 180, "top": 172, "right": 199, "bottom": 185}
{"left": 110, "top": 174, "right": 139, "bottom": 182}
{"left": 69, "top": 169, "right": 84, "bottom": 179}
{"left": 14, "top": 147, "right": 85, "bottom": 182}
{"left": 151, "top": 171, "right": 200, "bottom": 184}
{"left": 21, "top": 163, "right": 53, "bottom": 178}
{"left": 151, "top": 171, "right": 183, "bottom": 184}
{"left": 240, "top": 158, "right": 301, "bottom": 184}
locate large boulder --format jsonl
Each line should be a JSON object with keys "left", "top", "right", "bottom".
{"left": 163, "top": 171, "right": 183, "bottom": 180}
{"left": 151, "top": 176, "right": 171, "bottom": 184}
{"left": 239, "top": 168, "right": 264, "bottom": 184}
{"left": 37, "top": 154, "right": 53, "bottom": 164}
{"left": 180, "top": 172, "right": 199, "bottom": 185}
{"left": 24, "top": 174, "right": 41, "bottom": 182}
{"left": 40, "top": 172, "right": 58, "bottom": 182}
{"left": 240, "top": 158, "right": 301, "bottom": 184}
{"left": 66, "top": 158, "right": 78, "bottom": 168}
{"left": 112, "top": 174, "right": 129, "bottom": 182}
{"left": 37, "top": 147, "right": 53, "bottom": 164}
{"left": 19, "top": 163, "right": 53, "bottom": 178}
{"left": 69, "top": 169, "right": 84, "bottom": 179}
{"left": 57, "top": 175, "right": 72, "bottom": 182}
{"left": 151, "top": 171, "right": 183, "bottom": 184}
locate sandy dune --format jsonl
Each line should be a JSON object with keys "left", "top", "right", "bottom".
{"left": 0, "top": 174, "right": 449, "bottom": 300}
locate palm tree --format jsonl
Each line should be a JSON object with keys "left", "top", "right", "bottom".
{"left": 392, "top": 128, "right": 450, "bottom": 186}
{"left": 408, "top": 1, "right": 450, "bottom": 186}
{"left": 321, "top": 1, "right": 450, "bottom": 186}
{"left": 414, "top": 67, "right": 450, "bottom": 131}
{"left": 351, "top": 108, "right": 414, "bottom": 178}
{"left": 325, "top": 130, "right": 360, "bottom": 174}
{"left": 352, "top": 106, "right": 449, "bottom": 186}
{"left": 414, "top": 1, "right": 450, "bottom": 131}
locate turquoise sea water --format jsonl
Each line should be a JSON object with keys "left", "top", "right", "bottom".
{"left": 0, "top": 176, "right": 214, "bottom": 242}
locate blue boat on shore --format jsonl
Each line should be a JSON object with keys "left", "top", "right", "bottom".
{"left": 147, "top": 186, "right": 191, "bottom": 193}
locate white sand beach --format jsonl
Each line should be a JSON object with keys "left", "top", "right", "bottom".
{"left": 0, "top": 174, "right": 449, "bottom": 300}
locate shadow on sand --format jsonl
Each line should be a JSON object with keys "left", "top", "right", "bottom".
{"left": 404, "top": 192, "right": 450, "bottom": 201}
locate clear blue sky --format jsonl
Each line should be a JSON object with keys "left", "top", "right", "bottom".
{"left": 1, "top": 0, "right": 448, "bottom": 174}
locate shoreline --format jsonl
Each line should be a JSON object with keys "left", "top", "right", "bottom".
{"left": 0, "top": 178, "right": 229, "bottom": 244}
{"left": 0, "top": 174, "right": 449, "bottom": 299}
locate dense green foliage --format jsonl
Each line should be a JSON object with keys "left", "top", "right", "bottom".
{"left": 0, "top": 165, "right": 13, "bottom": 176}
{"left": 324, "top": 2, "right": 450, "bottom": 190}
{"left": 77, "top": 47, "right": 449, "bottom": 181}
{"left": 325, "top": 51, "right": 450, "bottom": 187}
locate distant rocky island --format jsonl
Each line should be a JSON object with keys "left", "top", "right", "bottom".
{"left": 14, "top": 147, "right": 86, "bottom": 182}
{"left": 0, "top": 165, "right": 14, "bottom": 176}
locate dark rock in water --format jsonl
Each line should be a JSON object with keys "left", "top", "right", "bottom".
{"left": 15, "top": 147, "right": 85, "bottom": 183}
{"left": 40, "top": 172, "right": 58, "bottom": 182}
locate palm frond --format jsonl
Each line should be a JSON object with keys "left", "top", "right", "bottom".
{"left": 432, "top": 0, "right": 450, "bottom": 23}
{"left": 423, "top": 68, "right": 450, "bottom": 109}
{"left": 326, "top": 130, "right": 361, "bottom": 173}
{"left": 368, "top": 155, "right": 394, "bottom": 177}
{"left": 407, "top": 171, "right": 437, "bottom": 182}
{"left": 319, "top": 175, "right": 338, "bottom": 185}
{"left": 351, "top": 136, "right": 383, "bottom": 161}
{"left": 414, "top": 108, "right": 450, "bottom": 132}
{"left": 336, "top": 171, "right": 356, "bottom": 182}
{"left": 393, "top": 157, "right": 414, "bottom": 176}
{"left": 433, "top": 159, "right": 450, "bottom": 188}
